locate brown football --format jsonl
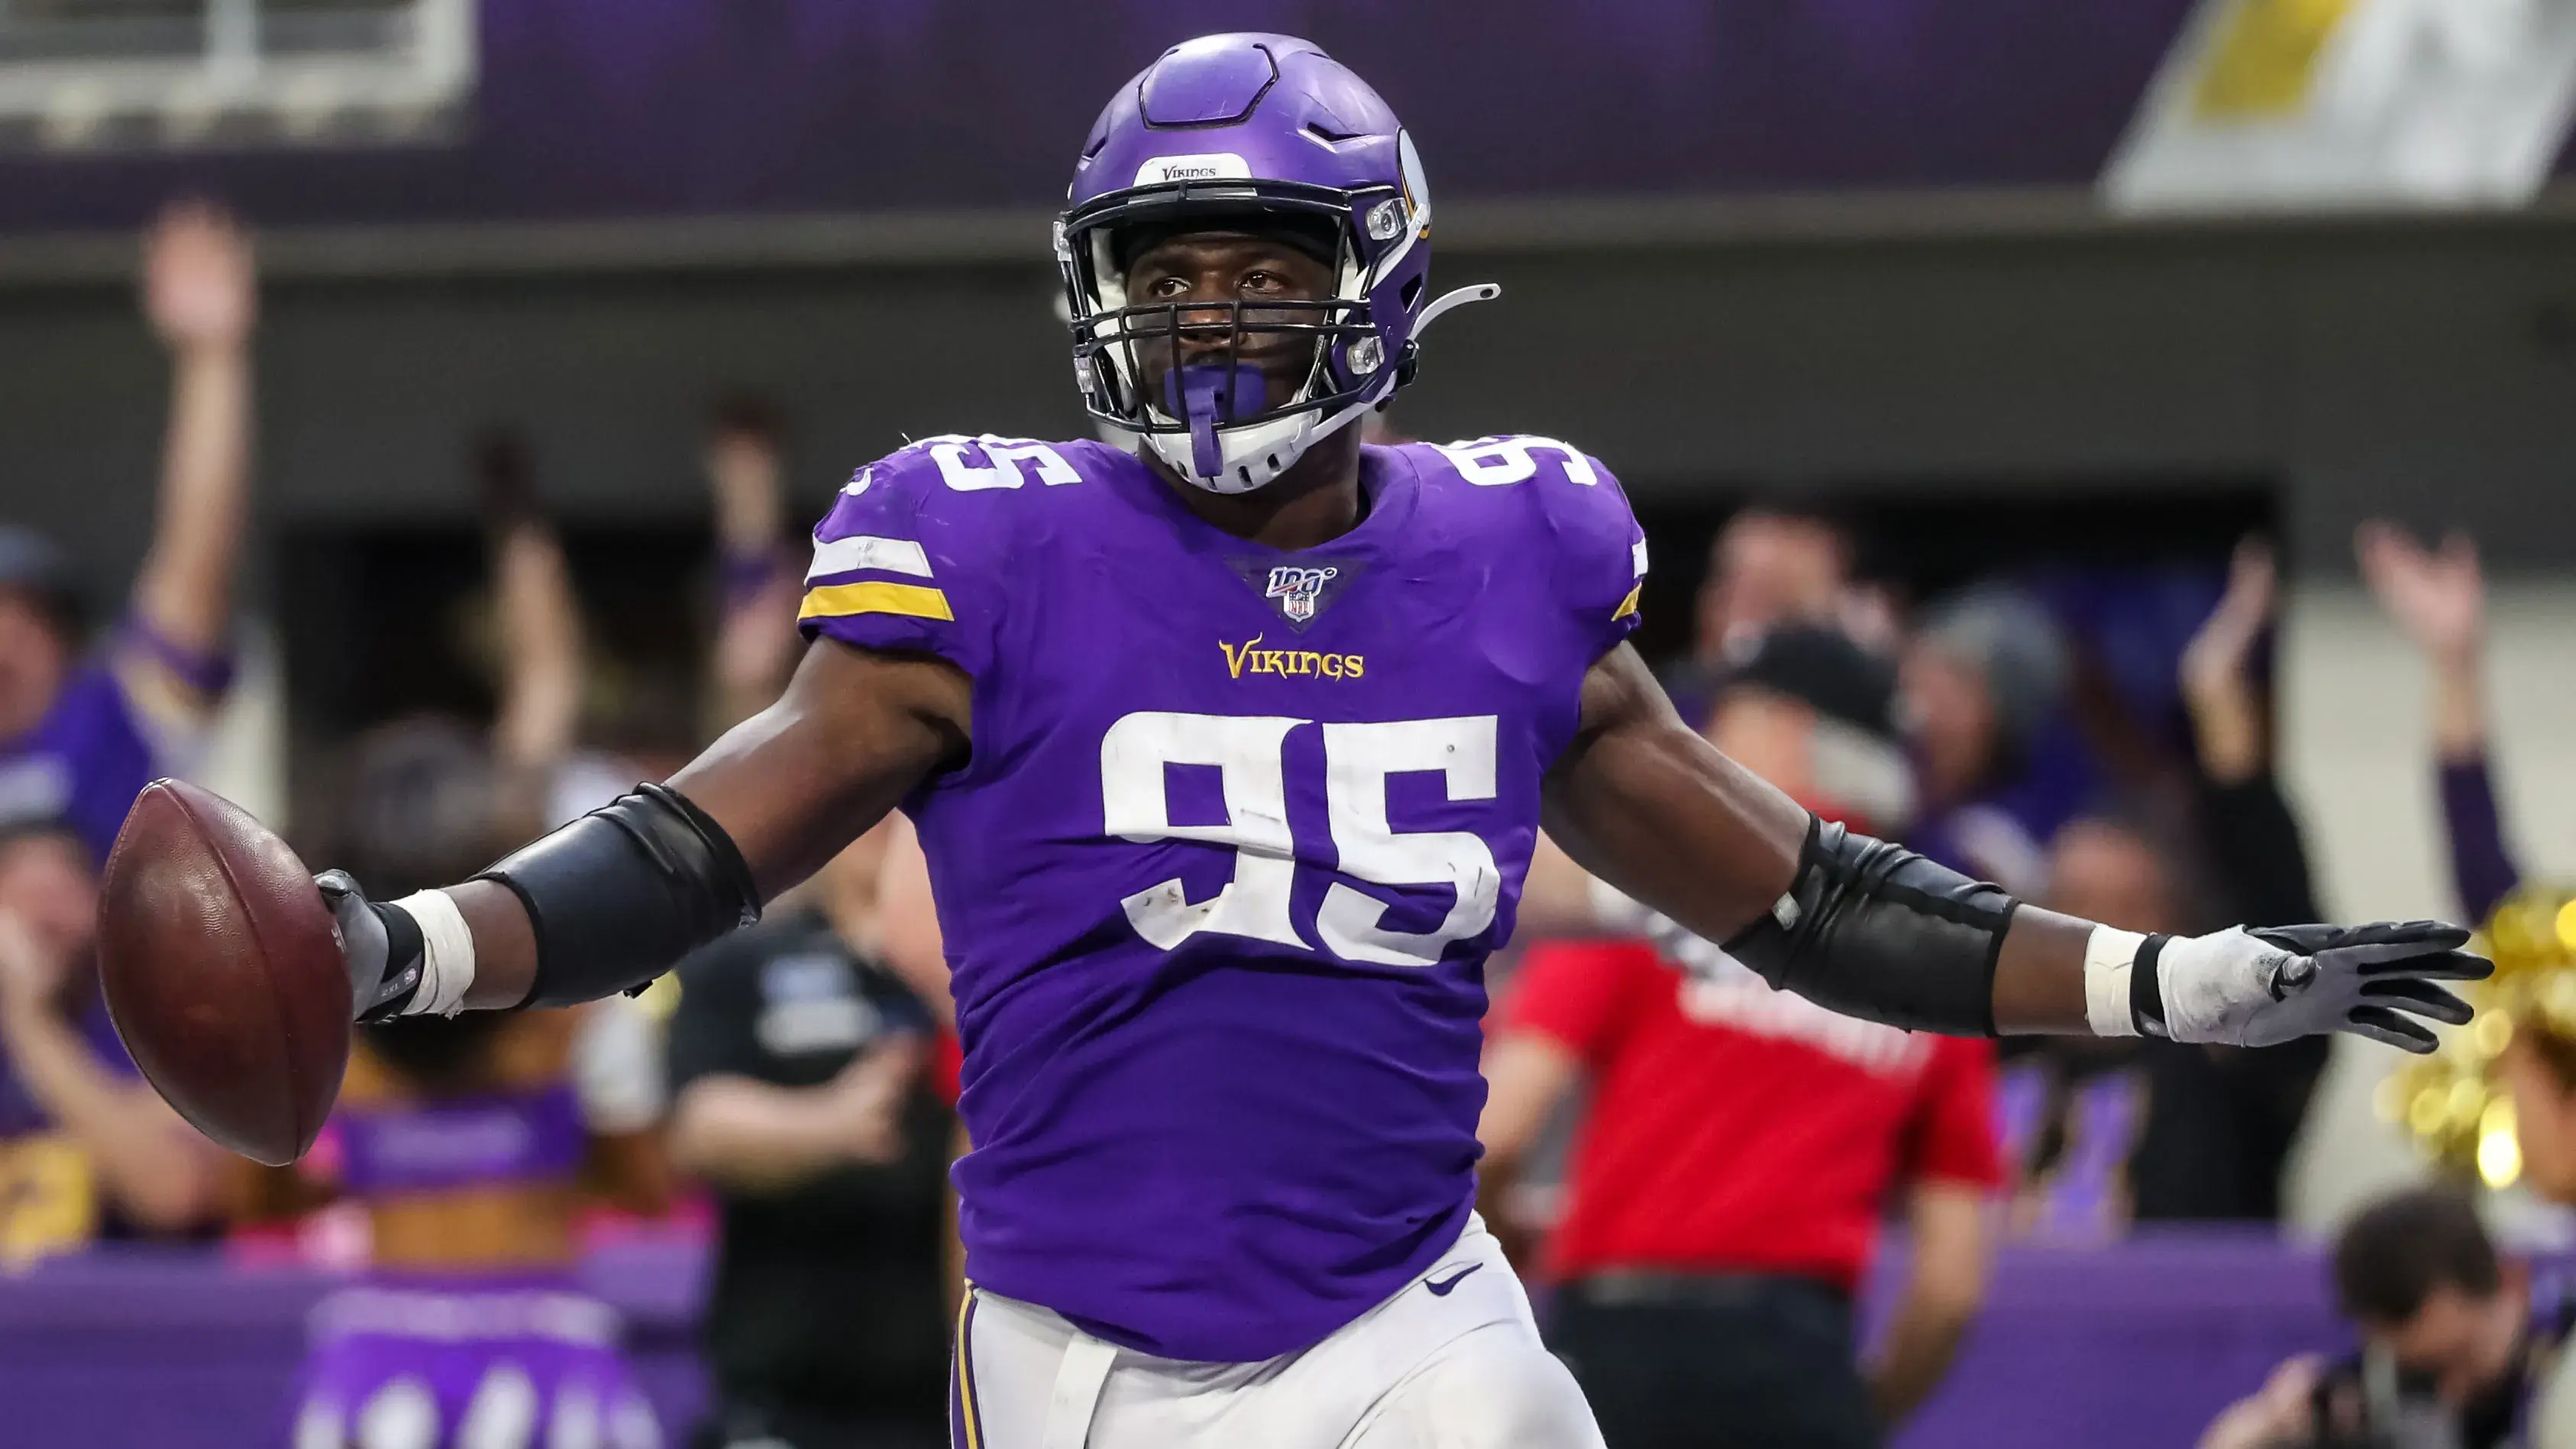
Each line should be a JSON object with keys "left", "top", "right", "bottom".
{"left": 96, "top": 778, "right": 350, "bottom": 1166}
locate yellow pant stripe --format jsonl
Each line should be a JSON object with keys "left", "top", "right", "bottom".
{"left": 954, "top": 1286, "right": 984, "bottom": 1449}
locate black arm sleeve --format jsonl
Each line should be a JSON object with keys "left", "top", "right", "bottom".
{"left": 477, "top": 783, "right": 762, "bottom": 1008}
{"left": 1722, "top": 816, "right": 2018, "bottom": 1037}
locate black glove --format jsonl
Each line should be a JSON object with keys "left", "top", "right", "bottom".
{"left": 317, "top": 871, "right": 426, "bottom": 1024}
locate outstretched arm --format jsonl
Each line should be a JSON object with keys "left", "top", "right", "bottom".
{"left": 1544, "top": 643, "right": 2484, "bottom": 1050}
{"left": 328, "top": 638, "right": 971, "bottom": 1017}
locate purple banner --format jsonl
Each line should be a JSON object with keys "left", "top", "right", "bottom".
{"left": 0, "top": 0, "right": 2212, "bottom": 234}
{"left": 0, "top": 1234, "right": 2345, "bottom": 1449}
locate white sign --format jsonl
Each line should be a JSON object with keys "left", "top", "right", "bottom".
{"left": 2105, "top": 0, "right": 2576, "bottom": 211}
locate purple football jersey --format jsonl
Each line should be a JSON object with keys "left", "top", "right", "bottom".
{"left": 0, "top": 664, "right": 158, "bottom": 867}
{"left": 800, "top": 434, "right": 1644, "bottom": 1361}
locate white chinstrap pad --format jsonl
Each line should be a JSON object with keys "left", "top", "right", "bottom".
{"left": 393, "top": 888, "right": 477, "bottom": 1017}
{"left": 2084, "top": 925, "right": 2149, "bottom": 1040}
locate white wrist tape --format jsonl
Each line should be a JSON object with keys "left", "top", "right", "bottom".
{"left": 393, "top": 889, "right": 477, "bottom": 1018}
{"left": 2084, "top": 925, "right": 2150, "bottom": 1039}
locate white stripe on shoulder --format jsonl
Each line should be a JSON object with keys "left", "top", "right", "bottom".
{"left": 808, "top": 534, "right": 933, "bottom": 582}
{"left": 1632, "top": 538, "right": 1650, "bottom": 578}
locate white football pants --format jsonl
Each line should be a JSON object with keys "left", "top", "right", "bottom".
{"left": 950, "top": 1217, "right": 1603, "bottom": 1449}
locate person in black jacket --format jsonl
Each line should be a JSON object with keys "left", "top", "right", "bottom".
{"left": 2040, "top": 541, "right": 2332, "bottom": 1223}
{"left": 2019, "top": 541, "right": 2349, "bottom": 1217}
{"left": 2153, "top": 540, "right": 2333, "bottom": 1221}
{"left": 665, "top": 825, "right": 953, "bottom": 1449}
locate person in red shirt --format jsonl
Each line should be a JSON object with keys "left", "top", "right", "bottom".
{"left": 1484, "top": 625, "right": 2000, "bottom": 1449}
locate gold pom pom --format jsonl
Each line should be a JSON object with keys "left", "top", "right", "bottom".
{"left": 2392, "top": 884, "right": 2576, "bottom": 1185}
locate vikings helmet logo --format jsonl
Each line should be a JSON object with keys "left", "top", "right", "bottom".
{"left": 1265, "top": 565, "right": 1338, "bottom": 623}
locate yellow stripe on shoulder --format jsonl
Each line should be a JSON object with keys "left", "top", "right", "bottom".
{"left": 800, "top": 580, "right": 955, "bottom": 623}
{"left": 1612, "top": 583, "right": 1642, "bottom": 621}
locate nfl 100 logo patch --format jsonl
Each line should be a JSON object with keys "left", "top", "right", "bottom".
{"left": 1231, "top": 557, "right": 1363, "bottom": 630}
{"left": 1265, "top": 565, "right": 1336, "bottom": 623}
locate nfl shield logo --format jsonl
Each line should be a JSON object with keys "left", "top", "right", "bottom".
{"left": 1265, "top": 565, "right": 1337, "bottom": 623}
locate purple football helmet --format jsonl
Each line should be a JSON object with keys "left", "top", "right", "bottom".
{"left": 1058, "top": 33, "right": 1498, "bottom": 493}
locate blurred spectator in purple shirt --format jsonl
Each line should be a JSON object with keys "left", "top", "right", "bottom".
{"left": 0, "top": 200, "right": 258, "bottom": 866}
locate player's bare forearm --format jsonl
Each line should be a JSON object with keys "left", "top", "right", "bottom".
{"left": 429, "top": 640, "right": 971, "bottom": 1011}
{"left": 1540, "top": 643, "right": 1807, "bottom": 945}
{"left": 450, "top": 879, "right": 545, "bottom": 1010}
{"left": 1988, "top": 908, "right": 2097, "bottom": 1034}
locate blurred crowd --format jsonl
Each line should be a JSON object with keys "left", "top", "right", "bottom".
{"left": 0, "top": 204, "right": 2565, "bottom": 1449}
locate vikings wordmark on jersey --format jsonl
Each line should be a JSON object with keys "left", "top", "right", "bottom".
{"left": 799, "top": 431, "right": 1644, "bottom": 1363}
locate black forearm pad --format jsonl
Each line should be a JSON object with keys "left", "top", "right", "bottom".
{"left": 477, "top": 783, "right": 761, "bottom": 1008}
{"left": 1722, "top": 817, "right": 2018, "bottom": 1037}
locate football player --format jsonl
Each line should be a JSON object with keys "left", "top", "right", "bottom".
{"left": 312, "top": 34, "right": 2484, "bottom": 1447}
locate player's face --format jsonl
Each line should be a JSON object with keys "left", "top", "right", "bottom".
{"left": 0, "top": 590, "right": 69, "bottom": 742}
{"left": 1121, "top": 230, "right": 1337, "bottom": 418}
